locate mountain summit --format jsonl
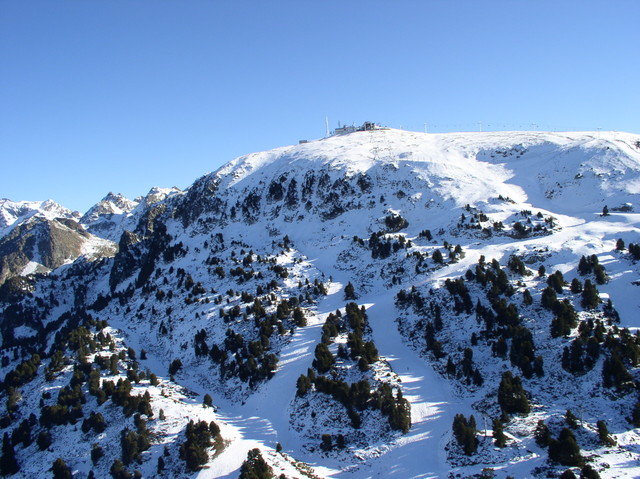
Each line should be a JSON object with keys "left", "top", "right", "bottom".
{"left": 1, "top": 129, "right": 639, "bottom": 479}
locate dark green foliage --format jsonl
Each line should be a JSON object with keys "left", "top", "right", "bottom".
{"left": 551, "top": 300, "right": 579, "bottom": 338}
{"left": 169, "top": 358, "right": 183, "bottom": 376}
{"left": 541, "top": 287, "right": 557, "bottom": 309}
{"left": 629, "top": 243, "right": 640, "bottom": 260}
{"left": 239, "top": 448, "right": 273, "bottom": 479}
{"left": 559, "top": 470, "right": 577, "bottom": 479}
{"left": 296, "top": 374, "right": 312, "bottom": 396}
{"left": 509, "top": 326, "right": 536, "bottom": 378}
{"left": 372, "top": 385, "right": 411, "bottom": 433}
{"left": 11, "top": 419, "right": 32, "bottom": 448}
{"left": 538, "top": 264, "right": 546, "bottom": 276}
{"left": 418, "top": 229, "right": 433, "bottom": 241}
{"left": 492, "top": 418, "right": 507, "bottom": 447}
{"left": 631, "top": 401, "right": 640, "bottom": 427}
{"left": 444, "top": 277, "right": 473, "bottom": 314}
{"left": 91, "top": 444, "right": 104, "bottom": 465}
{"left": 179, "top": 420, "right": 220, "bottom": 472}
{"left": 580, "top": 465, "right": 601, "bottom": 479}
{"left": 452, "top": 413, "right": 477, "bottom": 455}
{"left": 534, "top": 420, "right": 552, "bottom": 447}
{"left": 602, "top": 353, "right": 634, "bottom": 391}
{"left": 384, "top": 214, "right": 408, "bottom": 231}
{"left": 493, "top": 336, "right": 508, "bottom": 358}
{"left": 52, "top": 458, "right": 72, "bottom": 479}
{"left": 37, "top": 430, "right": 52, "bottom": 451}
{"left": 82, "top": 411, "right": 107, "bottom": 434}
{"left": 548, "top": 428, "right": 583, "bottom": 467}
{"left": 293, "top": 307, "right": 307, "bottom": 327}
{"left": 570, "top": 278, "right": 583, "bottom": 293}
{"left": 320, "top": 434, "right": 333, "bottom": 452}
{"left": 522, "top": 289, "right": 533, "bottom": 306}
{"left": 110, "top": 459, "right": 131, "bottom": 479}
{"left": 0, "top": 432, "right": 19, "bottom": 475}
{"left": 507, "top": 255, "right": 527, "bottom": 275}
{"left": 547, "top": 270, "right": 565, "bottom": 294}
{"left": 4, "top": 354, "right": 41, "bottom": 389}
{"left": 203, "top": 393, "right": 213, "bottom": 408}
{"left": 312, "top": 343, "right": 334, "bottom": 373}
{"left": 120, "top": 427, "right": 150, "bottom": 465}
{"left": 498, "top": 371, "right": 530, "bottom": 415}
{"left": 596, "top": 420, "right": 616, "bottom": 446}
{"left": 432, "top": 249, "right": 444, "bottom": 264}
{"left": 578, "top": 255, "right": 602, "bottom": 279}
{"left": 565, "top": 409, "right": 579, "bottom": 429}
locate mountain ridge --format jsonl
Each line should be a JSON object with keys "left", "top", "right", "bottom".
{"left": 1, "top": 129, "right": 639, "bottom": 479}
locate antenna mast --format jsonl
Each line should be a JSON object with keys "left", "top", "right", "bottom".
{"left": 325, "top": 117, "right": 330, "bottom": 137}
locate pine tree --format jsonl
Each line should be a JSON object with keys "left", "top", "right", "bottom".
{"left": 581, "top": 280, "right": 600, "bottom": 309}
{"left": 570, "top": 278, "right": 583, "bottom": 293}
{"left": 452, "top": 413, "right": 477, "bottom": 455}
{"left": 534, "top": 420, "right": 552, "bottom": 447}
{"left": 312, "top": 343, "right": 335, "bottom": 373}
{"left": 0, "top": 432, "right": 19, "bottom": 475}
{"left": 548, "top": 428, "right": 583, "bottom": 467}
{"left": 52, "top": 458, "right": 72, "bottom": 479}
{"left": 565, "top": 409, "right": 579, "bottom": 429}
{"left": 497, "top": 371, "right": 530, "bottom": 415}
{"left": 492, "top": 418, "right": 507, "bottom": 447}
{"left": 344, "top": 282, "right": 356, "bottom": 300}
{"left": 239, "top": 448, "right": 273, "bottom": 479}
{"left": 580, "top": 465, "right": 601, "bottom": 479}
{"left": 596, "top": 420, "right": 616, "bottom": 446}
{"left": 37, "top": 430, "right": 52, "bottom": 451}
{"left": 110, "top": 459, "right": 131, "bottom": 479}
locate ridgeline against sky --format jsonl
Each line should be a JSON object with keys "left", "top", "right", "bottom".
{"left": 1, "top": 0, "right": 638, "bottom": 212}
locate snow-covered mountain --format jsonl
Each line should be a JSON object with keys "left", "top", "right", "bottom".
{"left": 81, "top": 187, "right": 182, "bottom": 241}
{"left": 0, "top": 199, "right": 116, "bottom": 285}
{"left": 1, "top": 129, "right": 639, "bottom": 479}
{"left": 0, "top": 199, "right": 80, "bottom": 239}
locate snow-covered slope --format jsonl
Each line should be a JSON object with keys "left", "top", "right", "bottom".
{"left": 1, "top": 129, "right": 640, "bottom": 479}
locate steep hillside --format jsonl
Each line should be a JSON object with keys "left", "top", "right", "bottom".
{"left": 1, "top": 129, "right": 639, "bottom": 479}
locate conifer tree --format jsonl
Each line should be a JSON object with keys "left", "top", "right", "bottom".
{"left": 534, "top": 420, "right": 552, "bottom": 447}
{"left": 581, "top": 280, "right": 600, "bottom": 309}
{"left": 497, "top": 371, "right": 530, "bottom": 415}
{"left": 492, "top": 418, "right": 507, "bottom": 447}
{"left": 596, "top": 420, "right": 616, "bottom": 446}
{"left": 239, "top": 448, "right": 273, "bottom": 479}
{"left": 52, "top": 458, "right": 72, "bottom": 479}
{"left": 548, "top": 428, "right": 583, "bottom": 467}
{"left": 580, "top": 465, "right": 601, "bottom": 479}
{"left": 0, "top": 432, "right": 19, "bottom": 475}
{"left": 344, "top": 282, "right": 356, "bottom": 300}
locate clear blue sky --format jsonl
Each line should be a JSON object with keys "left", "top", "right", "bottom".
{"left": 1, "top": 1, "right": 639, "bottom": 213}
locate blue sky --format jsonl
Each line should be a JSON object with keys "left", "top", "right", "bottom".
{"left": 1, "top": 1, "right": 639, "bottom": 213}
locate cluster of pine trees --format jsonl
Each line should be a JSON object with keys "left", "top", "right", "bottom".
{"left": 297, "top": 301, "right": 411, "bottom": 444}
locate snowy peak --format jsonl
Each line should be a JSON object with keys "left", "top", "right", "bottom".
{"left": 0, "top": 198, "right": 80, "bottom": 239}
{"left": 81, "top": 192, "right": 138, "bottom": 224}
{"left": 195, "top": 129, "right": 640, "bottom": 229}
